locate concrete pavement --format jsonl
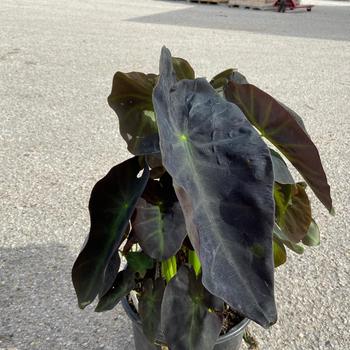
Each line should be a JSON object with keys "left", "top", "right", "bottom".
{"left": 0, "top": 0, "right": 349, "bottom": 349}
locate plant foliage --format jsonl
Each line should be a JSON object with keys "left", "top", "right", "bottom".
{"left": 72, "top": 47, "right": 332, "bottom": 349}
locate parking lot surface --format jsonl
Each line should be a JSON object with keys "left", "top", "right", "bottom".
{"left": 0, "top": 0, "right": 349, "bottom": 349}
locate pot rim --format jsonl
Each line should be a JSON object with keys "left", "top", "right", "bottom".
{"left": 121, "top": 296, "right": 250, "bottom": 344}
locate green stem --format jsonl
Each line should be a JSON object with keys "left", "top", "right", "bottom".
{"left": 161, "top": 256, "right": 177, "bottom": 283}
{"left": 188, "top": 250, "right": 201, "bottom": 276}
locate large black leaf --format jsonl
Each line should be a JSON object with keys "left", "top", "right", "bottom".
{"left": 133, "top": 177, "right": 187, "bottom": 260}
{"left": 212, "top": 70, "right": 309, "bottom": 134}
{"left": 153, "top": 47, "right": 277, "bottom": 327}
{"left": 72, "top": 157, "right": 149, "bottom": 308}
{"left": 133, "top": 199, "right": 187, "bottom": 261}
{"left": 139, "top": 278, "right": 165, "bottom": 343}
{"left": 161, "top": 266, "right": 222, "bottom": 350}
{"left": 108, "top": 58, "right": 194, "bottom": 156}
{"left": 224, "top": 81, "right": 333, "bottom": 213}
{"left": 108, "top": 72, "right": 159, "bottom": 155}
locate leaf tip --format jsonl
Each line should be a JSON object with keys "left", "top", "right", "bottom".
{"left": 94, "top": 305, "right": 103, "bottom": 313}
{"left": 329, "top": 206, "right": 336, "bottom": 216}
{"left": 160, "top": 45, "right": 171, "bottom": 58}
{"left": 78, "top": 300, "right": 91, "bottom": 310}
{"left": 94, "top": 299, "right": 111, "bottom": 313}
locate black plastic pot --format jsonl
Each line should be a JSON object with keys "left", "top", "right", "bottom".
{"left": 122, "top": 297, "right": 250, "bottom": 350}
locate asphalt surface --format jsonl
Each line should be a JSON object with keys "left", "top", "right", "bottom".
{"left": 0, "top": 0, "right": 349, "bottom": 349}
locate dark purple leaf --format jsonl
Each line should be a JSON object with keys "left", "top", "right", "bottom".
{"left": 133, "top": 177, "right": 187, "bottom": 261}
{"left": 152, "top": 47, "right": 277, "bottom": 327}
{"left": 108, "top": 72, "right": 158, "bottom": 155}
{"left": 95, "top": 268, "right": 136, "bottom": 312}
{"left": 275, "top": 182, "right": 312, "bottom": 243}
{"left": 161, "top": 266, "right": 222, "bottom": 350}
{"left": 139, "top": 278, "right": 165, "bottom": 343}
{"left": 72, "top": 157, "right": 149, "bottom": 308}
{"left": 224, "top": 82, "right": 333, "bottom": 212}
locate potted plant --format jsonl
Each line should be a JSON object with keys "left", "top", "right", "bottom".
{"left": 72, "top": 47, "right": 333, "bottom": 350}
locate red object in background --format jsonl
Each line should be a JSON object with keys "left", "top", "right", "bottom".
{"left": 274, "top": 0, "right": 314, "bottom": 12}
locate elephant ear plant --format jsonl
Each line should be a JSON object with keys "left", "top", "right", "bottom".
{"left": 72, "top": 47, "right": 333, "bottom": 349}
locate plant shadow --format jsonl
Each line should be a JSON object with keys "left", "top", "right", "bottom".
{"left": 0, "top": 244, "right": 134, "bottom": 350}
